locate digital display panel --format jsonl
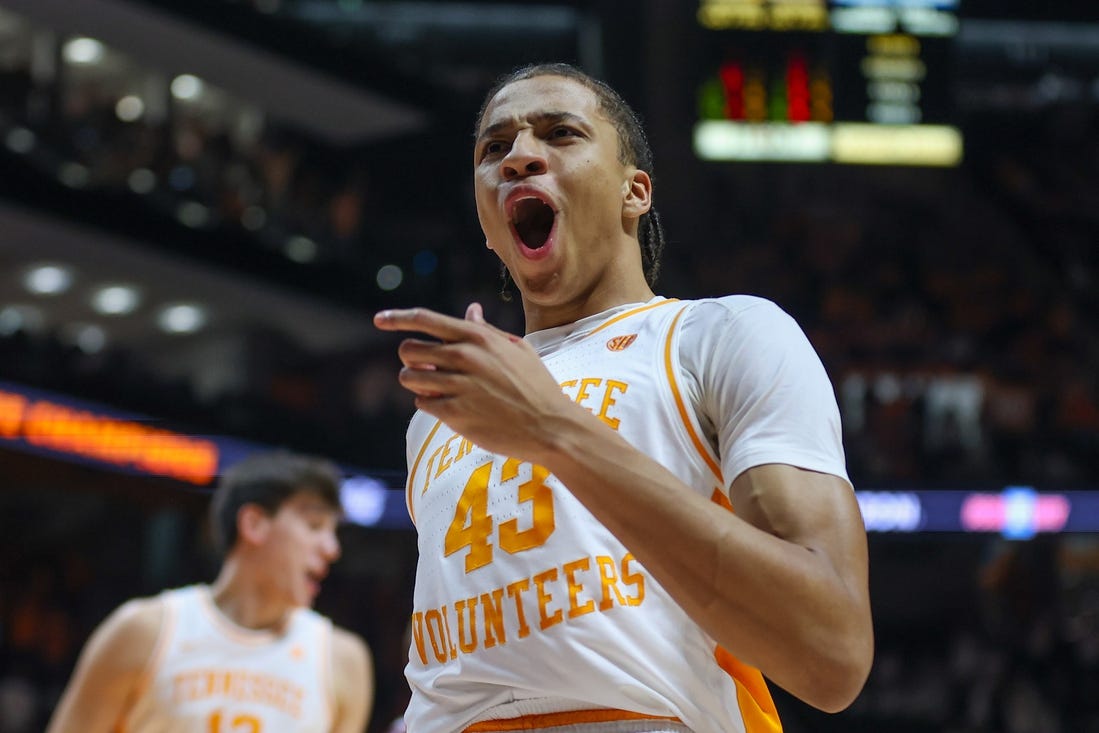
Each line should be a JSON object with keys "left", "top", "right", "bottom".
{"left": 693, "top": 0, "right": 964, "bottom": 165}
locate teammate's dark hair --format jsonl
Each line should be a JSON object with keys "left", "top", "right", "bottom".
{"left": 477, "top": 62, "right": 666, "bottom": 291}
{"left": 210, "top": 451, "right": 342, "bottom": 555}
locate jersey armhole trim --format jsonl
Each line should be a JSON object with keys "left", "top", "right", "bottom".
{"left": 663, "top": 304, "right": 724, "bottom": 486}
{"left": 319, "top": 616, "right": 336, "bottom": 728}
{"left": 406, "top": 418, "right": 445, "bottom": 526}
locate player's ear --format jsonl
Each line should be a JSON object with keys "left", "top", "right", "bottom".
{"left": 622, "top": 168, "right": 652, "bottom": 220}
{"left": 238, "top": 503, "right": 272, "bottom": 545}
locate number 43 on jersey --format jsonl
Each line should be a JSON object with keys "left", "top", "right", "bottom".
{"left": 444, "top": 458, "right": 556, "bottom": 573}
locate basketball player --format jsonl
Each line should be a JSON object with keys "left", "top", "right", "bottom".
{"left": 374, "top": 63, "right": 873, "bottom": 733}
{"left": 45, "top": 451, "right": 373, "bottom": 733}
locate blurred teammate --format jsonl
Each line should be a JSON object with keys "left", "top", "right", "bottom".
{"left": 375, "top": 63, "right": 872, "bottom": 733}
{"left": 46, "top": 451, "right": 373, "bottom": 733}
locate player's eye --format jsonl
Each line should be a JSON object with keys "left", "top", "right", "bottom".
{"left": 481, "top": 140, "right": 508, "bottom": 158}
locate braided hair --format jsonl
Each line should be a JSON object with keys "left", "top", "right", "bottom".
{"left": 476, "top": 63, "right": 667, "bottom": 295}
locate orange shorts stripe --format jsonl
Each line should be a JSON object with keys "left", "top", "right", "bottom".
{"left": 464, "top": 709, "right": 683, "bottom": 732}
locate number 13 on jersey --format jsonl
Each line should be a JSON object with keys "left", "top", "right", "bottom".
{"left": 444, "top": 458, "right": 556, "bottom": 573}
{"left": 208, "top": 711, "right": 261, "bottom": 733}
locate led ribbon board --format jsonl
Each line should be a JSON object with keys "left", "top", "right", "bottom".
{"left": 0, "top": 380, "right": 224, "bottom": 484}
{"left": 857, "top": 487, "right": 1097, "bottom": 536}
{"left": 6, "top": 382, "right": 1091, "bottom": 534}
{"left": 0, "top": 379, "right": 409, "bottom": 527}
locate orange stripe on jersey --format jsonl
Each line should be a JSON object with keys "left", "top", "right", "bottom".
{"left": 464, "top": 708, "right": 683, "bottom": 732}
{"left": 586, "top": 299, "right": 679, "bottom": 338}
{"left": 663, "top": 306, "right": 723, "bottom": 485}
{"left": 197, "top": 587, "right": 280, "bottom": 645}
{"left": 714, "top": 646, "right": 783, "bottom": 733}
{"left": 406, "top": 418, "right": 444, "bottom": 526}
{"left": 318, "top": 618, "right": 335, "bottom": 726}
{"left": 711, "top": 487, "right": 734, "bottom": 513}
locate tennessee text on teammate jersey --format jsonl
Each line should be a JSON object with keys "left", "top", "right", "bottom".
{"left": 172, "top": 669, "right": 306, "bottom": 718}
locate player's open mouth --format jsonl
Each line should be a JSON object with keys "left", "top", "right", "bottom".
{"left": 509, "top": 196, "right": 556, "bottom": 252}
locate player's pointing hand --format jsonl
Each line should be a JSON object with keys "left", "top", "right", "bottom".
{"left": 374, "top": 305, "right": 574, "bottom": 464}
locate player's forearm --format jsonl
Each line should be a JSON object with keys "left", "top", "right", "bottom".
{"left": 46, "top": 695, "right": 123, "bottom": 733}
{"left": 534, "top": 407, "right": 872, "bottom": 712}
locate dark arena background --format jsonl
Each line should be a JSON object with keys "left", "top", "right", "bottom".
{"left": 1, "top": 1, "right": 1098, "bottom": 731}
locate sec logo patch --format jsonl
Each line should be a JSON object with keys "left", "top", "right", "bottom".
{"left": 606, "top": 334, "right": 637, "bottom": 352}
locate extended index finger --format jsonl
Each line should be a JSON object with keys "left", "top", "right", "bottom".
{"left": 373, "top": 307, "right": 477, "bottom": 342}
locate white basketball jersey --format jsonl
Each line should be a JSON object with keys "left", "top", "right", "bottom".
{"left": 403, "top": 298, "right": 803, "bottom": 733}
{"left": 121, "top": 585, "right": 334, "bottom": 733}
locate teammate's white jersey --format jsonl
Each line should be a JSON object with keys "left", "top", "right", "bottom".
{"left": 121, "top": 585, "right": 334, "bottom": 733}
{"left": 403, "top": 296, "right": 850, "bottom": 733}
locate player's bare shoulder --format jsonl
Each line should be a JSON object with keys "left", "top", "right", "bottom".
{"left": 332, "top": 625, "right": 372, "bottom": 681}
{"left": 330, "top": 626, "right": 374, "bottom": 733}
{"left": 44, "top": 594, "right": 168, "bottom": 733}
{"left": 93, "top": 594, "right": 166, "bottom": 672}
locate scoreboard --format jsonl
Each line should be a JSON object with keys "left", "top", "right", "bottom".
{"left": 692, "top": 0, "right": 964, "bottom": 165}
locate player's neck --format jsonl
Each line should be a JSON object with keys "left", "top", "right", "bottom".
{"left": 522, "top": 278, "right": 654, "bottom": 333}
{"left": 209, "top": 562, "right": 293, "bottom": 633}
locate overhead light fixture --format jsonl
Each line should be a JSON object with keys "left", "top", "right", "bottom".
{"left": 91, "top": 285, "right": 141, "bottom": 316}
{"left": 241, "top": 206, "right": 267, "bottom": 231}
{"left": 0, "top": 304, "right": 46, "bottom": 335}
{"left": 58, "top": 162, "right": 90, "bottom": 189}
{"left": 376, "top": 264, "right": 403, "bottom": 291}
{"left": 284, "top": 236, "right": 318, "bottom": 263}
{"left": 170, "top": 74, "right": 204, "bottom": 101}
{"left": 157, "top": 303, "right": 207, "bottom": 334}
{"left": 4, "top": 127, "right": 35, "bottom": 154}
{"left": 176, "top": 202, "right": 210, "bottom": 228}
{"left": 128, "top": 168, "right": 157, "bottom": 194}
{"left": 115, "top": 95, "right": 145, "bottom": 122}
{"left": 23, "top": 264, "right": 74, "bottom": 296}
{"left": 63, "top": 37, "right": 106, "bottom": 65}
{"left": 60, "top": 323, "right": 108, "bottom": 354}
